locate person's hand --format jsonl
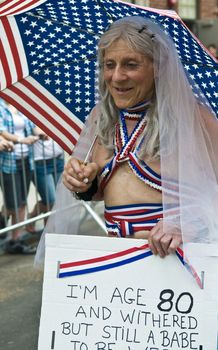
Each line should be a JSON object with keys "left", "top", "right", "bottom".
{"left": 33, "top": 126, "right": 49, "bottom": 141}
{"left": 19, "top": 135, "right": 39, "bottom": 145}
{"left": 63, "top": 157, "right": 99, "bottom": 193}
{"left": 0, "top": 139, "right": 14, "bottom": 152}
{"left": 147, "top": 220, "right": 182, "bottom": 258}
{"left": 38, "top": 133, "right": 49, "bottom": 141}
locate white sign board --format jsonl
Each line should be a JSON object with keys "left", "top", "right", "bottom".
{"left": 38, "top": 234, "right": 218, "bottom": 350}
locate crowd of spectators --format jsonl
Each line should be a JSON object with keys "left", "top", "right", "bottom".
{"left": 0, "top": 98, "right": 64, "bottom": 254}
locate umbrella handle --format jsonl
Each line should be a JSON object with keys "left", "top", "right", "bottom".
{"left": 84, "top": 135, "right": 97, "bottom": 164}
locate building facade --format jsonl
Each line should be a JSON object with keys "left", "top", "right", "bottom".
{"left": 126, "top": 0, "right": 218, "bottom": 19}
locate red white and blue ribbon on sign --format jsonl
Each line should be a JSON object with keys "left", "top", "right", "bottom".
{"left": 57, "top": 244, "right": 203, "bottom": 289}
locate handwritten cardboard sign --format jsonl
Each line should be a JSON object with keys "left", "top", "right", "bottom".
{"left": 38, "top": 234, "right": 218, "bottom": 350}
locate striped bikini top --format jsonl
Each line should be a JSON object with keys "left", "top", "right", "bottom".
{"left": 99, "top": 101, "right": 162, "bottom": 192}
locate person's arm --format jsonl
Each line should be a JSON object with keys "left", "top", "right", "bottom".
{"left": 33, "top": 126, "right": 49, "bottom": 140}
{"left": 0, "top": 136, "right": 14, "bottom": 152}
{"left": 0, "top": 130, "right": 39, "bottom": 145}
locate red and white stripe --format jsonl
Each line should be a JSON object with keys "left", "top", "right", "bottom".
{"left": 58, "top": 243, "right": 151, "bottom": 278}
{"left": 129, "top": 153, "right": 162, "bottom": 188}
{"left": 0, "top": 16, "right": 28, "bottom": 90}
{"left": 118, "top": 118, "right": 147, "bottom": 161}
{"left": 0, "top": 0, "right": 46, "bottom": 16}
{"left": 104, "top": 203, "right": 181, "bottom": 237}
{"left": 0, "top": 77, "right": 83, "bottom": 153}
{"left": 105, "top": 207, "right": 163, "bottom": 223}
{"left": 104, "top": 204, "right": 164, "bottom": 237}
{"left": 0, "top": 12, "right": 83, "bottom": 153}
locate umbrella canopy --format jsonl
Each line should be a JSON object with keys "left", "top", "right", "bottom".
{"left": 0, "top": 0, "right": 217, "bottom": 153}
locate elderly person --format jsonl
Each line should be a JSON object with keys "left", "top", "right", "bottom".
{"left": 36, "top": 17, "right": 218, "bottom": 264}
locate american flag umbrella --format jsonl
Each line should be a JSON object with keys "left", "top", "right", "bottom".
{"left": 0, "top": 0, "right": 217, "bottom": 153}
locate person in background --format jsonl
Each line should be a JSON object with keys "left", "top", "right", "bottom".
{"left": 0, "top": 135, "right": 14, "bottom": 230}
{"left": 26, "top": 136, "right": 64, "bottom": 233}
{"left": 207, "top": 43, "right": 218, "bottom": 59}
{"left": 0, "top": 98, "right": 45, "bottom": 253}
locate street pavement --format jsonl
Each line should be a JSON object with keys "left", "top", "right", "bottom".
{"left": 0, "top": 253, "right": 42, "bottom": 350}
{"left": 0, "top": 203, "right": 105, "bottom": 350}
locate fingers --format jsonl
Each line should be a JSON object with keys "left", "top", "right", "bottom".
{"left": 62, "top": 159, "right": 86, "bottom": 191}
{"left": 5, "top": 144, "right": 13, "bottom": 152}
{"left": 22, "top": 135, "right": 39, "bottom": 144}
{"left": 63, "top": 176, "right": 89, "bottom": 193}
{"left": 0, "top": 141, "right": 14, "bottom": 152}
{"left": 148, "top": 228, "right": 166, "bottom": 258}
{"left": 148, "top": 221, "right": 162, "bottom": 256}
{"left": 168, "top": 234, "right": 183, "bottom": 254}
{"left": 65, "top": 158, "right": 88, "bottom": 182}
{"left": 148, "top": 221, "right": 182, "bottom": 258}
{"left": 8, "top": 141, "right": 14, "bottom": 151}
{"left": 83, "top": 162, "right": 99, "bottom": 182}
{"left": 70, "top": 158, "right": 84, "bottom": 178}
{"left": 62, "top": 157, "right": 99, "bottom": 193}
{"left": 38, "top": 133, "right": 49, "bottom": 141}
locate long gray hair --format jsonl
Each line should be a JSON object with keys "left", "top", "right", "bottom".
{"left": 97, "top": 16, "right": 160, "bottom": 159}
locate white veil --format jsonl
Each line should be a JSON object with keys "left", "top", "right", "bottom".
{"left": 34, "top": 106, "right": 100, "bottom": 266}
{"left": 145, "top": 18, "right": 218, "bottom": 265}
